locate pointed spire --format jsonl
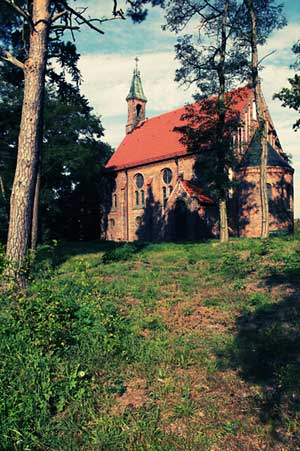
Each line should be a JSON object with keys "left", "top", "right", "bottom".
{"left": 126, "top": 57, "right": 147, "bottom": 102}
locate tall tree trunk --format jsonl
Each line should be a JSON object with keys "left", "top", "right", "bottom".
{"left": 217, "top": 0, "right": 229, "bottom": 243}
{"left": 219, "top": 199, "right": 229, "bottom": 242}
{"left": 31, "top": 167, "right": 41, "bottom": 252}
{"left": 5, "top": 0, "right": 50, "bottom": 285}
{"left": 246, "top": 0, "right": 269, "bottom": 238}
{"left": 31, "top": 70, "right": 45, "bottom": 254}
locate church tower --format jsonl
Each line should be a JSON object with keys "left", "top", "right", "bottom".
{"left": 126, "top": 58, "right": 147, "bottom": 134}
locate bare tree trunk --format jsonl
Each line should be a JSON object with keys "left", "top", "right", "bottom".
{"left": 246, "top": 0, "right": 269, "bottom": 238}
{"left": 217, "top": 0, "right": 229, "bottom": 243}
{"left": 5, "top": 0, "right": 50, "bottom": 286}
{"left": 31, "top": 167, "right": 41, "bottom": 252}
{"left": 219, "top": 199, "right": 229, "bottom": 242}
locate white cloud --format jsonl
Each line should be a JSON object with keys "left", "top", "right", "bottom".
{"left": 78, "top": 51, "right": 192, "bottom": 145}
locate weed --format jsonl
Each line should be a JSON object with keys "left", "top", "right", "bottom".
{"left": 1, "top": 236, "right": 300, "bottom": 450}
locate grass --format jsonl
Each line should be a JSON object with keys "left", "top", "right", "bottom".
{"left": 1, "top": 236, "right": 300, "bottom": 450}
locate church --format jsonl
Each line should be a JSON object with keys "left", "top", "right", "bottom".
{"left": 104, "top": 62, "right": 294, "bottom": 242}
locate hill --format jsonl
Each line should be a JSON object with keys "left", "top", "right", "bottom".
{"left": 1, "top": 237, "right": 300, "bottom": 450}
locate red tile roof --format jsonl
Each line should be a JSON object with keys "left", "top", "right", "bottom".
{"left": 105, "top": 86, "right": 252, "bottom": 171}
{"left": 181, "top": 180, "right": 215, "bottom": 205}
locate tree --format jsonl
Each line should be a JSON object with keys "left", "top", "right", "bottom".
{"left": 40, "top": 88, "right": 113, "bottom": 242}
{"left": 0, "top": 69, "right": 22, "bottom": 242}
{"left": 0, "top": 0, "right": 163, "bottom": 285}
{"left": 0, "top": 66, "right": 113, "bottom": 244}
{"left": 239, "top": 0, "right": 286, "bottom": 238}
{"left": 274, "top": 40, "right": 300, "bottom": 131}
{"left": 165, "top": 0, "right": 286, "bottom": 241}
{"left": 164, "top": 0, "right": 248, "bottom": 242}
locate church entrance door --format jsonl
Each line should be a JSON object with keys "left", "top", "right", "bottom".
{"left": 174, "top": 199, "right": 189, "bottom": 241}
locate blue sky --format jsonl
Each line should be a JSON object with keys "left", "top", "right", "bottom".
{"left": 70, "top": 0, "right": 300, "bottom": 215}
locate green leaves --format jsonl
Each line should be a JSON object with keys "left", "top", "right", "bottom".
{"left": 274, "top": 40, "right": 300, "bottom": 131}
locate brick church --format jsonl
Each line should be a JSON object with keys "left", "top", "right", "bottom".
{"left": 104, "top": 62, "right": 294, "bottom": 242}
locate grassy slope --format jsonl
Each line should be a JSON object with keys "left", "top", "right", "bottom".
{"left": 1, "top": 237, "right": 300, "bottom": 450}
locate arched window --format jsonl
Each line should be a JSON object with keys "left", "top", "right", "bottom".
{"left": 141, "top": 189, "right": 145, "bottom": 206}
{"left": 109, "top": 218, "right": 115, "bottom": 228}
{"left": 136, "top": 104, "right": 142, "bottom": 117}
{"left": 267, "top": 183, "right": 272, "bottom": 201}
{"left": 161, "top": 169, "right": 173, "bottom": 208}
{"left": 134, "top": 173, "right": 145, "bottom": 208}
{"left": 135, "top": 173, "right": 144, "bottom": 189}
{"left": 287, "top": 184, "right": 292, "bottom": 210}
{"left": 163, "top": 186, "right": 167, "bottom": 208}
{"left": 113, "top": 193, "right": 117, "bottom": 209}
{"left": 135, "top": 216, "right": 142, "bottom": 227}
{"left": 162, "top": 168, "right": 173, "bottom": 184}
{"left": 252, "top": 100, "right": 257, "bottom": 120}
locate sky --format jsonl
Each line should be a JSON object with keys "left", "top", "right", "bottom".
{"left": 70, "top": 0, "right": 300, "bottom": 216}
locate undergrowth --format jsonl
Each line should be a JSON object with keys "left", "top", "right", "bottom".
{"left": 0, "top": 236, "right": 300, "bottom": 450}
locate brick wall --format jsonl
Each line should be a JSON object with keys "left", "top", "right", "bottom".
{"left": 107, "top": 154, "right": 200, "bottom": 241}
{"left": 237, "top": 167, "right": 294, "bottom": 237}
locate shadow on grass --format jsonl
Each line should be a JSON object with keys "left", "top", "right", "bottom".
{"left": 32, "top": 240, "right": 151, "bottom": 274}
{"left": 217, "top": 260, "right": 300, "bottom": 446}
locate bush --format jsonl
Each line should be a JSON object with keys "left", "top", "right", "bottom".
{"left": 0, "top": 277, "right": 132, "bottom": 450}
{"left": 102, "top": 242, "right": 142, "bottom": 264}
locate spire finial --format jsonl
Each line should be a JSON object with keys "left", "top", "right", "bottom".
{"left": 134, "top": 56, "right": 139, "bottom": 74}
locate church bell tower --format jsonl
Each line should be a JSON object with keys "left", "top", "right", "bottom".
{"left": 126, "top": 57, "right": 147, "bottom": 134}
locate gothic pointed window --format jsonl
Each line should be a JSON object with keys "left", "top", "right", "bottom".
{"left": 136, "top": 103, "right": 142, "bottom": 118}
{"left": 163, "top": 168, "right": 172, "bottom": 184}
{"left": 287, "top": 184, "right": 292, "bottom": 210}
{"left": 162, "top": 168, "right": 173, "bottom": 208}
{"left": 113, "top": 194, "right": 117, "bottom": 209}
{"left": 135, "top": 173, "right": 144, "bottom": 189}
{"left": 163, "top": 186, "right": 167, "bottom": 208}
{"left": 134, "top": 173, "right": 145, "bottom": 208}
{"left": 141, "top": 190, "right": 145, "bottom": 206}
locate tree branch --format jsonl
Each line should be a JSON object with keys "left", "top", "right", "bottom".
{"left": 51, "top": 10, "right": 68, "bottom": 24}
{"left": 1, "top": 0, "right": 31, "bottom": 22}
{"left": 59, "top": 2, "right": 105, "bottom": 34}
{"left": 258, "top": 49, "right": 276, "bottom": 65}
{"left": 52, "top": 25, "right": 80, "bottom": 31}
{"left": 0, "top": 48, "right": 24, "bottom": 70}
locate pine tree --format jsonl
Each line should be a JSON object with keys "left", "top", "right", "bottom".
{"left": 0, "top": 0, "right": 164, "bottom": 285}
{"left": 165, "top": 0, "right": 248, "bottom": 242}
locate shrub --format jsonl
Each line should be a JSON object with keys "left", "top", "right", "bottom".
{"left": 0, "top": 277, "right": 132, "bottom": 450}
{"left": 102, "top": 242, "right": 142, "bottom": 264}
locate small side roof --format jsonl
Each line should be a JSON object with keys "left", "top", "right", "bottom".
{"left": 239, "top": 131, "right": 292, "bottom": 169}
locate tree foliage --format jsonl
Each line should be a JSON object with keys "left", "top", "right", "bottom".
{"left": 0, "top": 67, "right": 112, "bottom": 243}
{"left": 0, "top": 0, "right": 164, "bottom": 283}
{"left": 274, "top": 40, "right": 300, "bottom": 130}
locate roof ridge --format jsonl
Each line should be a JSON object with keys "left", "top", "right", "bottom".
{"left": 106, "top": 84, "right": 254, "bottom": 171}
{"left": 142, "top": 84, "right": 252, "bottom": 123}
